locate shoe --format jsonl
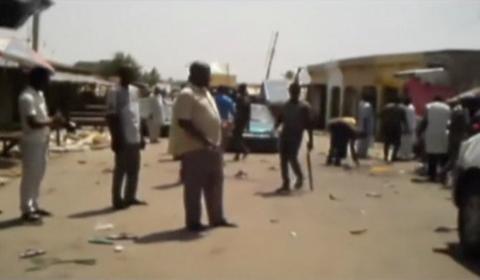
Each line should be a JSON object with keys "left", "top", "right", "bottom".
{"left": 186, "top": 223, "right": 208, "bottom": 232}
{"left": 275, "top": 186, "right": 291, "bottom": 194}
{"left": 113, "top": 202, "right": 129, "bottom": 210}
{"left": 294, "top": 180, "right": 304, "bottom": 190}
{"left": 21, "top": 212, "right": 42, "bottom": 223}
{"left": 34, "top": 209, "right": 52, "bottom": 217}
{"left": 211, "top": 220, "right": 238, "bottom": 228}
{"left": 128, "top": 199, "right": 148, "bottom": 206}
{"left": 233, "top": 155, "right": 240, "bottom": 161}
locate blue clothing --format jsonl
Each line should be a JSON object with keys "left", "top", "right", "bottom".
{"left": 214, "top": 94, "right": 236, "bottom": 121}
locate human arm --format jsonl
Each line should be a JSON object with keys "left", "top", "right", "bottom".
{"left": 176, "top": 93, "right": 218, "bottom": 148}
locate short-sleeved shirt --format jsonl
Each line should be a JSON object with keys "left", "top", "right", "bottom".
{"left": 328, "top": 118, "right": 356, "bottom": 145}
{"left": 170, "top": 85, "right": 221, "bottom": 156}
{"left": 106, "top": 85, "right": 141, "bottom": 144}
{"left": 279, "top": 100, "right": 311, "bottom": 140}
{"left": 214, "top": 94, "right": 235, "bottom": 121}
{"left": 425, "top": 101, "right": 451, "bottom": 154}
{"left": 19, "top": 87, "right": 50, "bottom": 142}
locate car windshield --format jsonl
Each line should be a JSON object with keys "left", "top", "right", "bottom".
{"left": 249, "top": 104, "right": 275, "bottom": 133}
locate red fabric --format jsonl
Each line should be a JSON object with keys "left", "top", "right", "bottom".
{"left": 405, "top": 78, "right": 455, "bottom": 116}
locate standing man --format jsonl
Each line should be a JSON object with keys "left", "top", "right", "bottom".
{"left": 275, "top": 82, "right": 314, "bottom": 193}
{"left": 106, "top": 67, "right": 146, "bottom": 210}
{"left": 327, "top": 117, "right": 359, "bottom": 167}
{"left": 171, "top": 61, "right": 235, "bottom": 232}
{"left": 232, "top": 83, "right": 251, "bottom": 161}
{"left": 213, "top": 86, "right": 236, "bottom": 148}
{"left": 380, "top": 96, "right": 408, "bottom": 162}
{"left": 356, "top": 93, "right": 375, "bottom": 159}
{"left": 399, "top": 96, "right": 417, "bottom": 160}
{"left": 421, "top": 96, "right": 451, "bottom": 182}
{"left": 18, "top": 67, "right": 60, "bottom": 222}
{"left": 147, "top": 87, "right": 164, "bottom": 143}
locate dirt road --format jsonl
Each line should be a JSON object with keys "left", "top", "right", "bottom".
{"left": 0, "top": 135, "right": 477, "bottom": 279}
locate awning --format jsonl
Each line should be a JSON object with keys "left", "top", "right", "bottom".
{"left": 51, "top": 72, "right": 112, "bottom": 86}
{"left": 0, "top": 36, "right": 54, "bottom": 71}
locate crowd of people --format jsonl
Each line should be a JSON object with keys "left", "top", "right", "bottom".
{"left": 326, "top": 89, "right": 480, "bottom": 186}
{"left": 14, "top": 62, "right": 480, "bottom": 231}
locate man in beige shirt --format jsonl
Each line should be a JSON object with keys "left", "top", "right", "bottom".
{"left": 171, "top": 61, "right": 236, "bottom": 232}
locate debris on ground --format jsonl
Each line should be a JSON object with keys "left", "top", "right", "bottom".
{"left": 269, "top": 219, "right": 279, "bottom": 224}
{"left": 398, "top": 169, "right": 406, "bottom": 175}
{"left": 88, "top": 238, "right": 114, "bottom": 245}
{"left": 268, "top": 166, "right": 278, "bottom": 171}
{"left": 411, "top": 177, "right": 429, "bottom": 183}
{"left": 0, "top": 177, "right": 9, "bottom": 187}
{"left": 434, "top": 226, "right": 457, "bottom": 233}
{"left": 107, "top": 232, "right": 138, "bottom": 241}
{"left": 77, "top": 160, "right": 87, "bottom": 165}
{"left": 260, "top": 159, "right": 269, "bottom": 163}
{"left": 101, "top": 168, "right": 113, "bottom": 174}
{"left": 365, "top": 192, "right": 382, "bottom": 198}
{"left": 290, "top": 231, "right": 298, "bottom": 238}
{"left": 114, "top": 245, "right": 124, "bottom": 253}
{"left": 234, "top": 170, "right": 248, "bottom": 179}
{"left": 329, "top": 194, "right": 340, "bottom": 201}
{"left": 95, "top": 181, "right": 100, "bottom": 185}
{"left": 369, "top": 165, "right": 393, "bottom": 176}
{"left": 349, "top": 228, "right": 368, "bottom": 235}
{"left": 2, "top": 170, "right": 21, "bottom": 178}
{"left": 94, "top": 223, "right": 114, "bottom": 231}
{"left": 143, "top": 163, "right": 150, "bottom": 168}
{"left": 360, "top": 210, "right": 367, "bottom": 216}
{"left": 19, "top": 249, "right": 46, "bottom": 259}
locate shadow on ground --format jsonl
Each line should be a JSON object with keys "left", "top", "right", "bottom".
{"left": 0, "top": 218, "right": 42, "bottom": 230}
{"left": 153, "top": 182, "right": 182, "bottom": 191}
{"left": 254, "top": 190, "right": 305, "bottom": 199}
{"left": 434, "top": 242, "right": 480, "bottom": 277}
{"left": 68, "top": 206, "right": 117, "bottom": 219}
{"left": 135, "top": 228, "right": 203, "bottom": 244}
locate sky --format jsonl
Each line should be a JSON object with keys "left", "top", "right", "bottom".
{"left": 3, "top": 0, "right": 480, "bottom": 82}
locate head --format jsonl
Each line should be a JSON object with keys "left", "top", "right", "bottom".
{"left": 361, "top": 92, "right": 369, "bottom": 102}
{"left": 118, "top": 66, "right": 135, "bottom": 88}
{"left": 403, "top": 96, "right": 412, "bottom": 105}
{"left": 289, "top": 82, "right": 301, "bottom": 102}
{"left": 154, "top": 87, "right": 161, "bottom": 96}
{"left": 188, "top": 61, "right": 211, "bottom": 88}
{"left": 29, "top": 67, "right": 51, "bottom": 91}
{"left": 238, "top": 83, "right": 247, "bottom": 96}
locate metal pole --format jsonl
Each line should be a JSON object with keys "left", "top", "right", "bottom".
{"left": 265, "top": 31, "right": 279, "bottom": 80}
{"left": 32, "top": 13, "right": 40, "bottom": 51}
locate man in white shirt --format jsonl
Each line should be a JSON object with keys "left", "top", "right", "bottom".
{"left": 356, "top": 94, "right": 375, "bottom": 159}
{"left": 146, "top": 87, "right": 164, "bottom": 143}
{"left": 18, "top": 67, "right": 62, "bottom": 222}
{"left": 399, "top": 97, "right": 417, "bottom": 160}
{"left": 422, "top": 96, "right": 451, "bottom": 182}
{"left": 106, "top": 67, "right": 146, "bottom": 209}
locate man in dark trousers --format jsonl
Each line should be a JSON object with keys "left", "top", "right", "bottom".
{"left": 380, "top": 96, "right": 408, "bottom": 162}
{"left": 275, "top": 82, "right": 313, "bottom": 194}
{"left": 327, "top": 117, "right": 359, "bottom": 167}
{"left": 106, "top": 67, "right": 146, "bottom": 210}
{"left": 232, "top": 83, "right": 251, "bottom": 161}
{"left": 171, "top": 61, "right": 236, "bottom": 232}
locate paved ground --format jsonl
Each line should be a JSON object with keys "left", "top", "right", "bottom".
{"left": 0, "top": 134, "right": 479, "bottom": 279}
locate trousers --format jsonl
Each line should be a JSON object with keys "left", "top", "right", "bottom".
{"left": 181, "top": 149, "right": 224, "bottom": 226}
{"left": 20, "top": 139, "right": 48, "bottom": 214}
{"left": 112, "top": 144, "right": 141, "bottom": 207}
{"left": 279, "top": 137, "right": 303, "bottom": 186}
